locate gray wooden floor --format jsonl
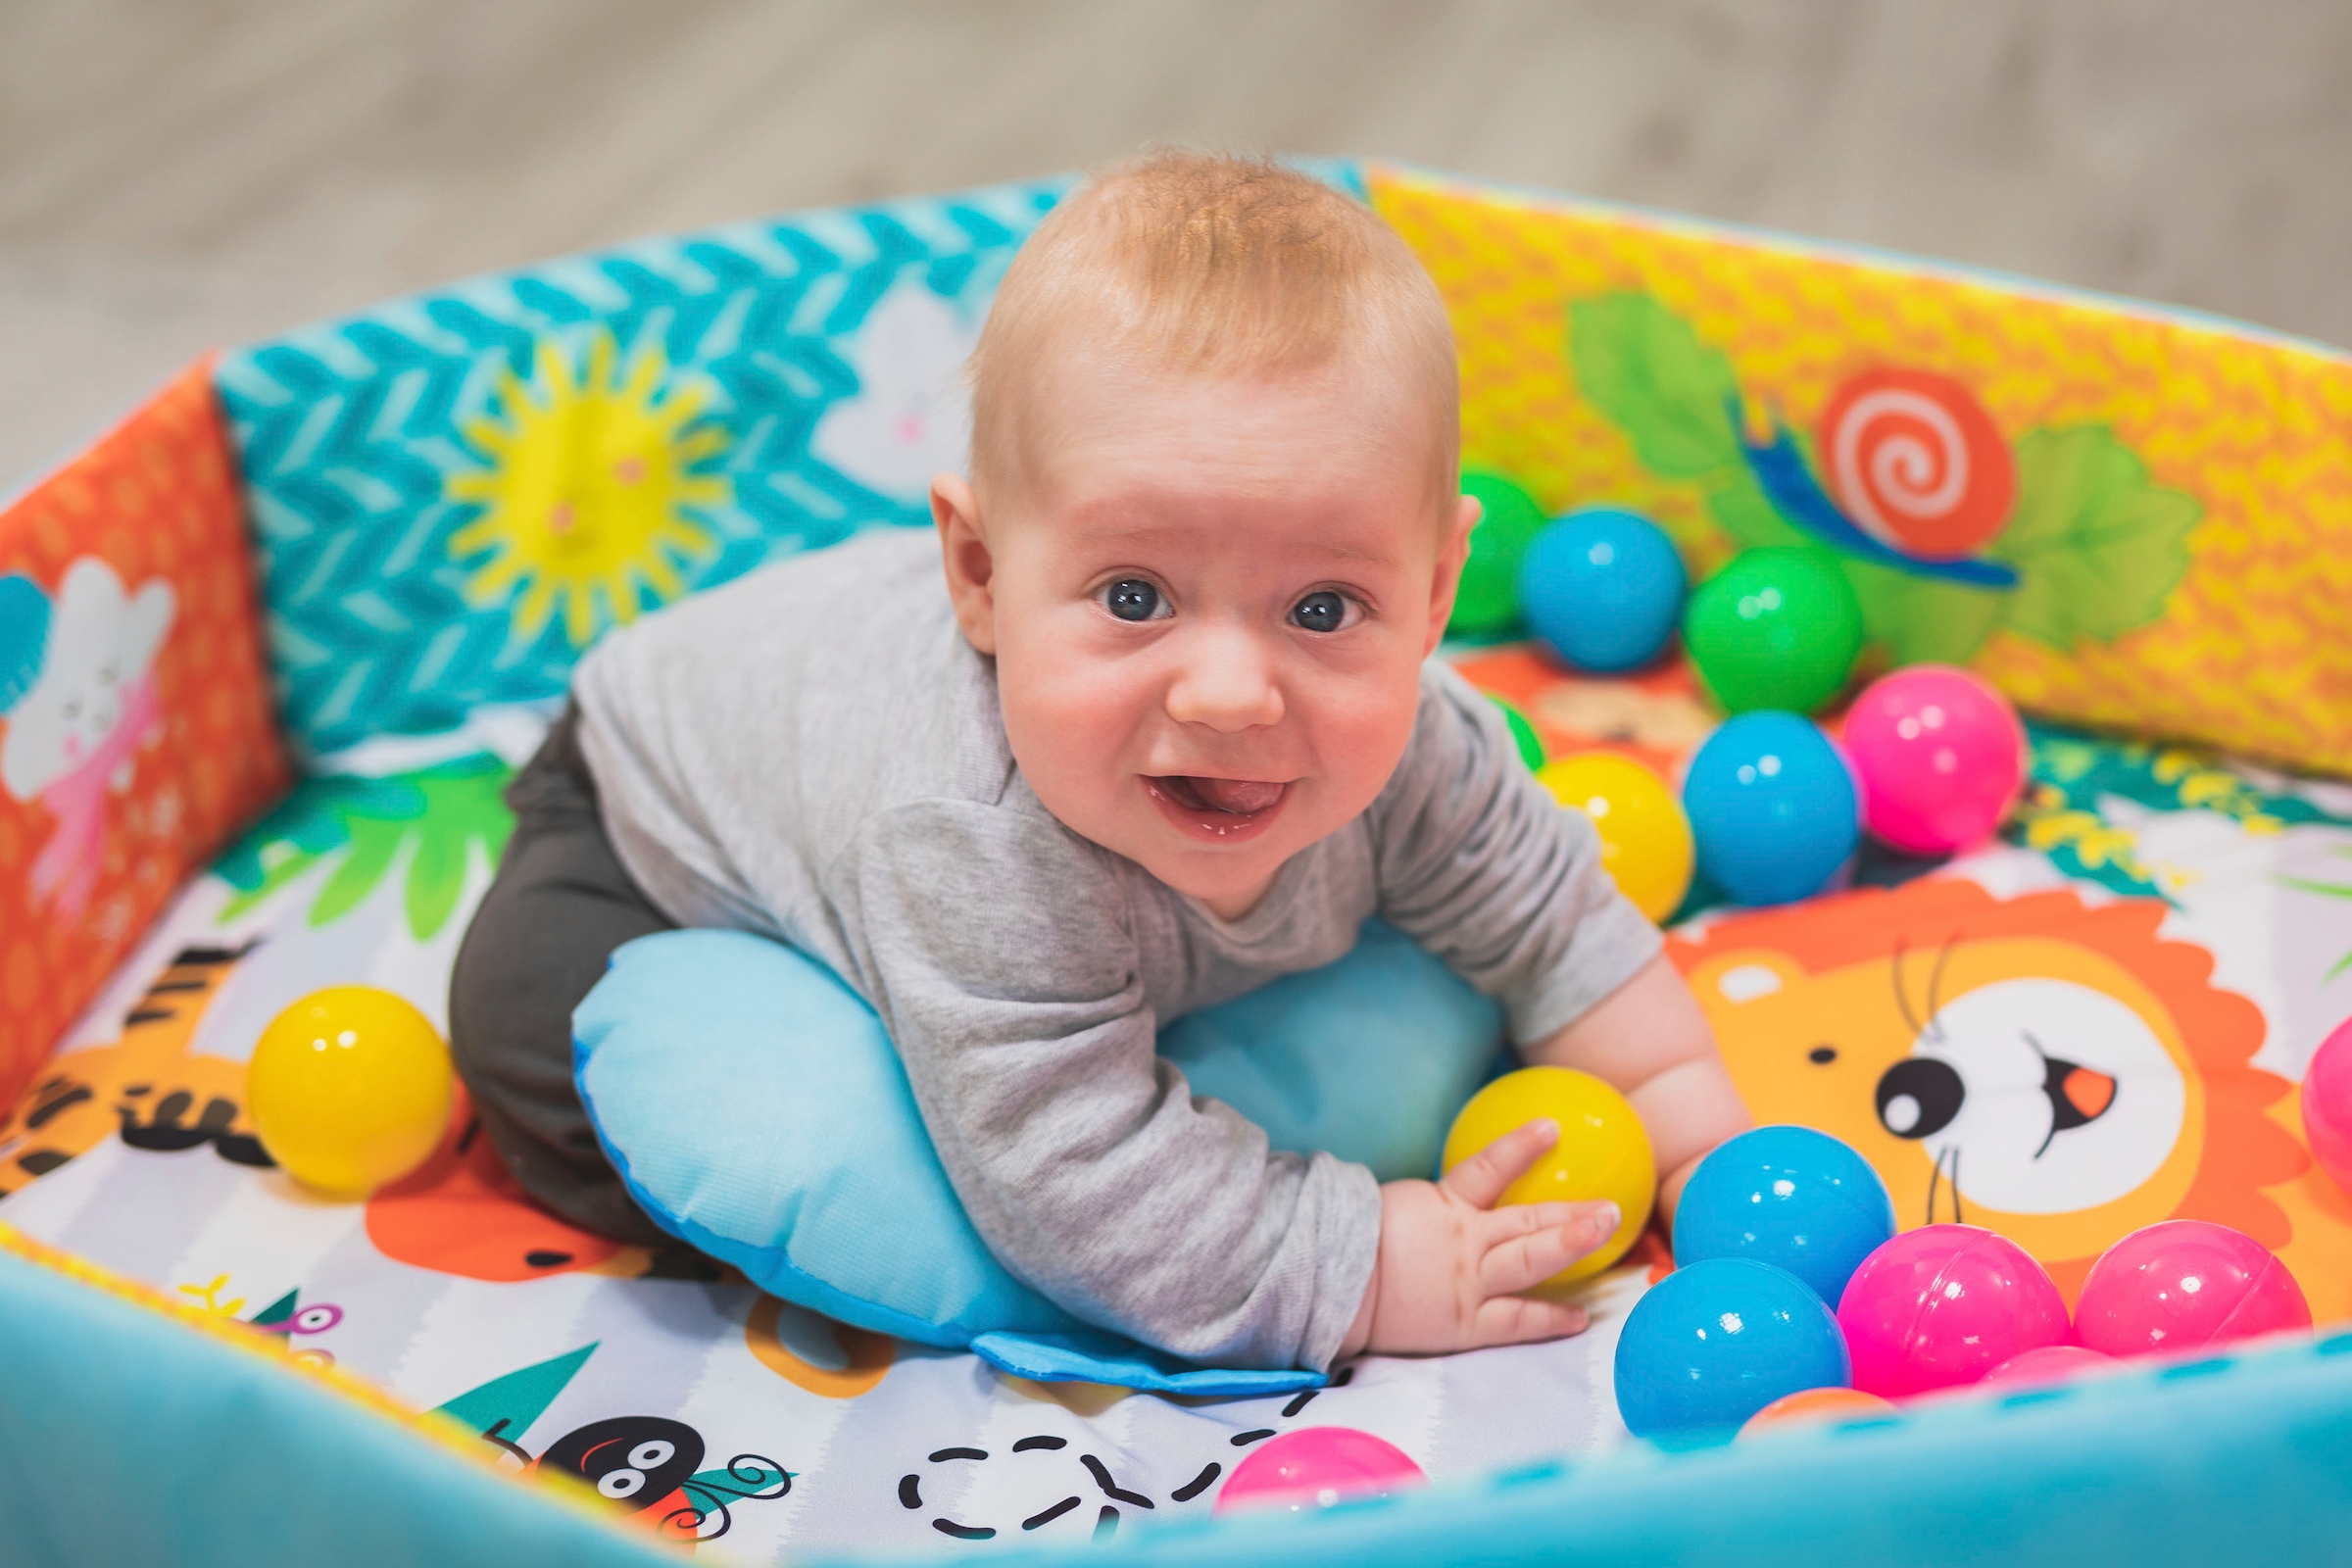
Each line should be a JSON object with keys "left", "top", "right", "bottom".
{"left": 3, "top": 0, "right": 2346, "bottom": 486}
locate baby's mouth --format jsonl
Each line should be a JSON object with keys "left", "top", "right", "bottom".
{"left": 1144, "top": 775, "right": 1292, "bottom": 842}
{"left": 1154, "top": 775, "right": 1286, "bottom": 815}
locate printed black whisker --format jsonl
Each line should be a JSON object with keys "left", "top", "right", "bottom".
{"left": 1022, "top": 1496, "right": 1082, "bottom": 1530}
{"left": 1888, "top": 938, "right": 1926, "bottom": 1043}
{"left": 1080, "top": 1453, "right": 1153, "bottom": 1507}
{"left": 1926, "top": 933, "right": 1959, "bottom": 1042}
{"left": 1171, "top": 1463, "right": 1221, "bottom": 1502}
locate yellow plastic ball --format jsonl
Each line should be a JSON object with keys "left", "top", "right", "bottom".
{"left": 1441, "top": 1066, "right": 1655, "bottom": 1289}
{"left": 248, "top": 986, "right": 454, "bottom": 1200}
{"left": 1536, "top": 752, "right": 1694, "bottom": 924}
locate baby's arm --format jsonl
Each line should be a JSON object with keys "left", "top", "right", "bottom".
{"left": 1520, "top": 953, "right": 1751, "bottom": 1219}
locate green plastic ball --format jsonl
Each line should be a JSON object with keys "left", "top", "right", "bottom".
{"left": 1449, "top": 470, "right": 1549, "bottom": 637}
{"left": 1682, "top": 548, "right": 1865, "bottom": 715}
{"left": 1488, "top": 694, "right": 1546, "bottom": 770}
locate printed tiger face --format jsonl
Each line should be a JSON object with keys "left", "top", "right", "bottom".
{"left": 0, "top": 943, "right": 264, "bottom": 1196}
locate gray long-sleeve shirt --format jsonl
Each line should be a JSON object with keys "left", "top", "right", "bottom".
{"left": 572, "top": 526, "right": 1661, "bottom": 1371}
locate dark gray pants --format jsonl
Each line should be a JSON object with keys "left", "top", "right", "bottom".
{"left": 448, "top": 708, "right": 674, "bottom": 1247}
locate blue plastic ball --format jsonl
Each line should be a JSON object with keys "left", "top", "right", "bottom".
{"left": 1671, "top": 1126, "right": 1896, "bottom": 1305}
{"left": 1682, "top": 712, "right": 1858, "bottom": 906}
{"left": 1613, "top": 1257, "right": 1851, "bottom": 1444}
{"left": 1517, "top": 508, "right": 1687, "bottom": 673}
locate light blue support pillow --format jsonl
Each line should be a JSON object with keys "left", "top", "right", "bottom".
{"left": 573, "top": 921, "right": 1501, "bottom": 1395}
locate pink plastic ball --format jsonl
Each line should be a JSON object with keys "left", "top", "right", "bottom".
{"left": 1836, "top": 1225, "right": 2071, "bottom": 1396}
{"left": 1841, "top": 666, "right": 2026, "bottom": 855}
{"left": 2074, "top": 1220, "right": 2312, "bottom": 1358}
{"left": 1982, "top": 1345, "right": 2117, "bottom": 1389}
{"left": 1213, "top": 1427, "right": 1427, "bottom": 1515}
{"left": 2303, "top": 1016, "right": 2352, "bottom": 1195}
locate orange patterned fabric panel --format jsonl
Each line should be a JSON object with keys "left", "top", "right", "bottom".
{"left": 0, "top": 361, "right": 292, "bottom": 1109}
{"left": 1369, "top": 164, "right": 2352, "bottom": 776}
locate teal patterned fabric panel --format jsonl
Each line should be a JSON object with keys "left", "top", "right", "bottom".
{"left": 215, "top": 178, "right": 1071, "bottom": 757}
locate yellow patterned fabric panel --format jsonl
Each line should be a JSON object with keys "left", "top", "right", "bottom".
{"left": 1369, "top": 164, "right": 2352, "bottom": 776}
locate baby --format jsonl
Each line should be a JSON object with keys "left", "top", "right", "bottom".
{"left": 450, "top": 152, "right": 1748, "bottom": 1373}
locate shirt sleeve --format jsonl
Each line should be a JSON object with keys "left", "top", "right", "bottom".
{"left": 1371, "top": 662, "right": 1665, "bottom": 1046}
{"left": 833, "top": 798, "right": 1381, "bottom": 1373}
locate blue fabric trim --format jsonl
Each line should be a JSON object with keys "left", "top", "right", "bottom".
{"left": 0, "top": 1246, "right": 671, "bottom": 1568}
{"left": 971, "top": 1329, "right": 1323, "bottom": 1397}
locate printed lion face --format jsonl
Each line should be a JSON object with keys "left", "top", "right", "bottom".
{"left": 1671, "top": 879, "right": 2306, "bottom": 1298}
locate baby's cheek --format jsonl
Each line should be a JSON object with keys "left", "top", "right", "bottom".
{"left": 997, "top": 648, "right": 1142, "bottom": 802}
{"left": 1298, "top": 673, "right": 1423, "bottom": 795}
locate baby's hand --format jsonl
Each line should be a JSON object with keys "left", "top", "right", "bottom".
{"left": 1340, "top": 1119, "right": 1619, "bottom": 1358}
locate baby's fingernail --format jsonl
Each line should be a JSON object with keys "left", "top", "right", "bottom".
{"left": 1590, "top": 1202, "right": 1621, "bottom": 1236}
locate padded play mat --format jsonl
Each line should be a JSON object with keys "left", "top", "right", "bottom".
{"left": 4, "top": 162, "right": 2351, "bottom": 1567}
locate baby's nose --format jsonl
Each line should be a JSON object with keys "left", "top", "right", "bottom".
{"left": 1164, "top": 628, "right": 1284, "bottom": 732}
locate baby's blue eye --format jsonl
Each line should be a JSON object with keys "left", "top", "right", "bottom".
{"left": 1104, "top": 579, "right": 1165, "bottom": 622}
{"left": 1290, "top": 591, "right": 1351, "bottom": 634}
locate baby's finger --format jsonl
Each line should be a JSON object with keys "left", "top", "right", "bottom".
{"left": 1479, "top": 1200, "right": 1620, "bottom": 1297}
{"left": 1439, "top": 1118, "right": 1559, "bottom": 1208}
{"left": 1466, "top": 1292, "right": 1590, "bottom": 1349}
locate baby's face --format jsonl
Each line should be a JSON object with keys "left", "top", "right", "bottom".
{"left": 937, "top": 355, "right": 1472, "bottom": 919}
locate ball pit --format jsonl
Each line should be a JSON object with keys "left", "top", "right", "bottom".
{"left": 1836, "top": 1224, "right": 2071, "bottom": 1396}
{"left": 1614, "top": 1257, "right": 1851, "bottom": 1442}
{"left": 1672, "top": 1125, "right": 1895, "bottom": 1305}
{"left": 1517, "top": 507, "right": 1686, "bottom": 673}
{"left": 1535, "top": 751, "right": 1693, "bottom": 923}
{"left": 1681, "top": 548, "right": 1864, "bottom": 715}
{"left": 1441, "top": 1067, "right": 1654, "bottom": 1287}
{"left": 1215, "top": 1427, "right": 1427, "bottom": 1514}
{"left": 2073, "top": 1220, "right": 2312, "bottom": 1358}
{"left": 1682, "top": 712, "right": 1859, "bottom": 906}
{"left": 247, "top": 986, "right": 454, "bottom": 1200}
{"left": 1841, "top": 665, "right": 2027, "bottom": 855}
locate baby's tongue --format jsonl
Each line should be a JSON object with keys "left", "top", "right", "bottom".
{"left": 1180, "top": 776, "right": 1285, "bottom": 815}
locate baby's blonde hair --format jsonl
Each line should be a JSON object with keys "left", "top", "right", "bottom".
{"left": 967, "top": 150, "right": 1460, "bottom": 507}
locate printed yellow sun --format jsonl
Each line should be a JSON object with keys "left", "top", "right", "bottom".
{"left": 446, "top": 332, "right": 728, "bottom": 647}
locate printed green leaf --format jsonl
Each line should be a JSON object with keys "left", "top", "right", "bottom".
{"left": 1567, "top": 293, "right": 1745, "bottom": 478}
{"left": 212, "top": 753, "right": 515, "bottom": 941}
{"left": 1839, "top": 558, "right": 2012, "bottom": 666}
{"left": 311, "top": 818, "right": 407, "bottom": 929}
{"left": 1991, "top": 427, "right": 2201, "bottom": 649}
{"left": 400, "top": 759, "right": 515, "bottom": 940}
{"left": 1704, "top": 476, "right": 1805, "bottom": 551}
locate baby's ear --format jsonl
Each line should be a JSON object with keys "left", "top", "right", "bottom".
{"left": 931, "top": 473, "right": 999, "bottom": 655}
{"left": 1424, "top": 492, "right": 1482, "bottom": 654}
